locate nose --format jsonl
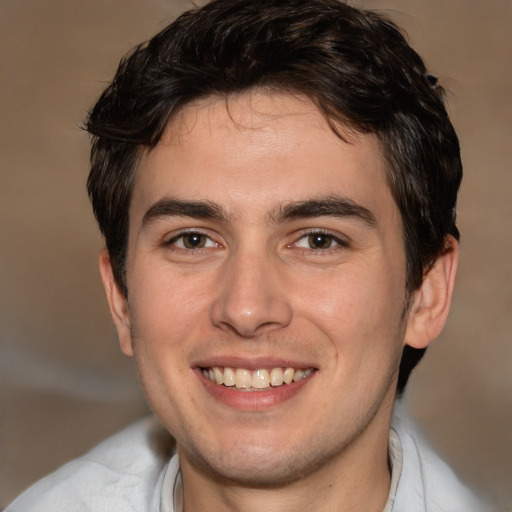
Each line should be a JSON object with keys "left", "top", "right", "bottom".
{"left": 210, "top": 249, "right": 293, "bottom": 338}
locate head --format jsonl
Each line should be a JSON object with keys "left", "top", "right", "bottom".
{"left": 87, "top": 0, "right": 461, "bottom": 396}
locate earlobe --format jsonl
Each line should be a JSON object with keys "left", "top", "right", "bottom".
{"left": 404, "top": 236, "right": 459, "bottom": 350}
{"left": 98, "top": 248, "right": 134, "bottom": 357}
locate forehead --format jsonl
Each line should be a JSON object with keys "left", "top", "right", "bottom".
{"left": 132, "top": 91, "right": 393, "bottom": 217}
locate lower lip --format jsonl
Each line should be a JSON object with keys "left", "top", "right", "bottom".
{"left": 197, "top": 369, "right": 315, "bottom": 411}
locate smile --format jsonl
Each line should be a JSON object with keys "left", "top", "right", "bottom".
{"left": 201, "top": 366, "right": 314, "bottom": 390}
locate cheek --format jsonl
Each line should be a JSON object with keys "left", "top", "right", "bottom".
{"left": 299, "top": 267, "right": 403, "bottom": 327}
{"left": 126, "top": 268, "right": 212, "bottom": 370}
{"left": 295, "top": 267, "right": 407, "bottom": 371}
{"left": 132, "top": 263, "right": 208, "bottom": 321}
{"left": 127, "top": 275, "right": 197, "bottom": 390}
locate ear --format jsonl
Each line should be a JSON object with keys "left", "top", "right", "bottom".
{"left": 98, "top": 248, "right": 134, "bottom": 357}
{"left": 403, "top": 236, "right": 459, "bottom": 350}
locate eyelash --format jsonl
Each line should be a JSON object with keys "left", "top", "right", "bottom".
{"left": 292, "top": 230, "right": 349, "bottom": 252}
{"left": 164, "top": 229, "right": 348, "bottom": 253}
{"left": 165, "top": 230, "right": 220, "bottom": 251}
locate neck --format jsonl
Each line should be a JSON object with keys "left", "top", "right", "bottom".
{"left": 178, "top": 400, "right": 394, "bottom": 512}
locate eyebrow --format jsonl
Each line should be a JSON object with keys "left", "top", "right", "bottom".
{"left": 142, "top": 198, "right": 229, "bottom": 228}
{"left": 271, "top": 196, "right": 377, "bottom": 226}
{"left": 141, "top": 195, "right": 376, "bottom": 229}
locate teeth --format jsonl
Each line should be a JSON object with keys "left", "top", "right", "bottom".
{"left": 252, "top": 369, "right": 270, "bottom": 389}
{"left": 223, "top": 367, "right": 235, "bottom": 387}
{"left": 213, "top": 367, "right": 224, "bottom": 385}
{"left": 283, "top": 367, "right": 295, "bottom": 384}
{"left": 235, "top": 368, "right": 252, "bottom": 388}
{"left": 270, "top": 368, "right": 284, "bottom": 386}
{"left": 293, "top": 369, "right": 305, "bottom": 382}
{"left": 203, "top": 366, "right": 313, "bottom": 389}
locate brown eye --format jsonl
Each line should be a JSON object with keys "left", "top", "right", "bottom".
{"left": 182, "top": 233, "right": 207, "bottom": 248}
{"left": 307, "top": 233, "right": 335, "bottom": 249}
{"left": 294, "top": 232, "right": 345, "bottom": 251}
{"left": 170, "top": 232, "right": 217, "bottom": 249}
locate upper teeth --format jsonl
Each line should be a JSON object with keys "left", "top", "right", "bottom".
{"left": 202, "top": 367, "right": 313, "bottom": 389}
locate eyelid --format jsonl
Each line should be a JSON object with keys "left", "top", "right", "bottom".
{"left": 293, "top": 228, "right": 348, "bottom": 244}
{"left": 165, "top": 229, "right": 221, "bottom": 249}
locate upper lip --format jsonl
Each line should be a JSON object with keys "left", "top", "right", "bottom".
{"left": 193, "top": 355, "right": 317, "bottom": 371}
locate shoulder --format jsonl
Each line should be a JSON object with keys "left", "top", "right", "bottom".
{"left": 5, "top": 416, "right": 176, "bottom": 512}
{"left": 391, "top": 403, "right": 484, "bottom": 512}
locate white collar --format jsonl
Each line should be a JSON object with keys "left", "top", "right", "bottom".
{"left": 382, "top": 428, "right": 404, "bottom": 512}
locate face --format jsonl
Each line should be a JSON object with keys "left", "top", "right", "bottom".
{"left": 104, "top": 92, "right": 422, "bottom": 487}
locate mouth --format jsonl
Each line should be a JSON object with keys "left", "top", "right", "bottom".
{"left": 201, "top": 366, "right": 314, "bottom": 391}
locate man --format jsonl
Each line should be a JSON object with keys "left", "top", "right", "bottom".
{"left": 7, "top": 0, "right": 484, "bottom": 510}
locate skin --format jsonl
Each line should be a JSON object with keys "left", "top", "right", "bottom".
{"left": 100, "top": 91, "right": 458, "bottom": 512}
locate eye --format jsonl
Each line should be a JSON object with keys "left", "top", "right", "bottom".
{"left": 169, "top": 232, "right": 217, "bottom": 249}
{"left": 295, "top": 232, "right": 343, "bottom": 250}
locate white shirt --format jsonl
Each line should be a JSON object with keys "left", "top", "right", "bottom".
{"left": 6, "top": 405, "right": 483, "bottom": 512}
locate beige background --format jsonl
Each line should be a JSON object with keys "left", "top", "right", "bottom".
{"left": 1, "top": 0, "right": 511, "bottom": 509}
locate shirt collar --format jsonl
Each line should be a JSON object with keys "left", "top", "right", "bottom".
{"left": 382, "top": 428, "right": 404, "bottom": 512}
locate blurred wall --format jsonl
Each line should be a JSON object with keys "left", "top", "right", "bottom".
{"left": 1, "top": 0, "right": 511, "bottom": 508}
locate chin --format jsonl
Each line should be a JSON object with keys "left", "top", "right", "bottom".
{"left": 180, "top": 436, "right": 344, "bottom": 489}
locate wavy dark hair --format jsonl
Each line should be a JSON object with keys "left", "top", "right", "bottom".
{"left": 86, "top": 0, "right": 462, "bottom": 394}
